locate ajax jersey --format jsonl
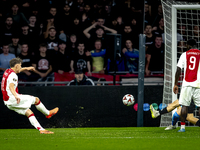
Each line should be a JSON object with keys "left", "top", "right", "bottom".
{"left": 1, "top": 69, "right": 19, "bottom": 101}
{"left": 177, "top": 49, "right": 200, "bottom": 88}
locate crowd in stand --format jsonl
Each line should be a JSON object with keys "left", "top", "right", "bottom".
{"left": 0, "top": 0, "right": 167, "bottom": 82}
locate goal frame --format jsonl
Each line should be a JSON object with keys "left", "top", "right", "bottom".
{"left": 170, "top": 5, "right": 200, "bottom": 104}
{"left": 161, "top": 0, "right": 200, "bottom": 127}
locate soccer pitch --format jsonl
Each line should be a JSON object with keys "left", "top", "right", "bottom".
{"left": 0, "top": 127, "right": 199, "bottom": 150}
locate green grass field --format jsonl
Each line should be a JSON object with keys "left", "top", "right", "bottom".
{"left": 0, "top": 127, "right": 199, "bottom": 150}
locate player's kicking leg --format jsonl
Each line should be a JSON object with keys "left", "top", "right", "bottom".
{"left": 25, "top": 97, "right": 59, "bottom": 134}
{"left": 34, "top": 97, "right": 59, "bottom": 119}
{"left": 25, "top": 109, "right": 54, "bottom": 134}
{"left": 150, "top": 99, "right": 179, "bottom": 118}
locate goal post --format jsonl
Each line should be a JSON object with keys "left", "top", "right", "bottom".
{"left": 161, "top": 0, "right": 200, "bottom": 127}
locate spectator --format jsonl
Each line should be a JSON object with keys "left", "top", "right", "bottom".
{"left": 53, "top": 41, "right": 70, "bottom": 74}
{"left": 177, "top": 41, "right": 187, "bottom": 58}
{"left": 70, "top": 42, "right": 92, "bottom": 76}
{"left": 31, "top": 43, "right": 53, "bottom": 81}
{"left": 86, "top": 39, "right": 106, "bottom": 74}
{"left": 0, "top": 16, "right": 17, "bottom": 44}
{"left": 60, "top": 4, "right": 73, "bottom": 36}
{"left": 177, "top": 25, "right": 187, "bottom": 41}
{"left": 6, "top": 3, "right": 28, "bottom": 26}
{"left": 122, "top": 24, "right": 139, "bottom": 49}
{"left": 83, "top": 21, "right": 117, "bottom": 49}
{"left": 19, "top": 24, "right": 33, "bottom": 48}
{"left": 109, "top": 17, "right": 123, "bottom": 34}
{"left": 67, "top": 69, "right": 95, "bottom": 86}
{"left": 70, "top": 17, "right": 85, "bottom": 39}
{"left": 152, "top": 4, "right": 163, "bottom": 28}
{"left": 145, "top": 24, "right": 155, "bottom": 49}
{"left": 145, "top": 35, "right": 164, "bottom": 75}
{"left": 152, "top": 17, "right": 164, "bottom": 35}
{"left": 122, "top": 39, "right": 139, "bottom": 73}
{"left": 144, "top": 2, "right": 152, "bottom": 25}
{"left": 192, "top": 25, "right": 200, "bottom": 43}
{"left": 45, "top": 27, "right": 62, "bottom": 56}
{"left": 67, "top": 34, "right": 78, "bottom": 55}
{"left": 9, "top": 35, "right": 21, "bottom": 57}
{"left": 28, "top": 15, "right": 41, "bottom": 37}
{"left": 0, "top": 44, "right": 16, "bottom": 74}
{"left": 43, "top": 14, "right": 56, "bottom": 39}
{"left": 18, "top": 43, "right": 34, "bottom": 81}
{"left": 21, "top": 0, "right": 31, "bottom": 19}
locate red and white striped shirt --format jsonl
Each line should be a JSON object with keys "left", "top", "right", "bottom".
{"left": 177, "top": 49, "right": 200, "bottom": 88}
{"left": 1, "top": 69, "right": 18, "bottom": 101}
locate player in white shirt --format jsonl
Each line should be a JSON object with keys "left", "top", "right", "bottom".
{"left": 173, "top": 39, "right": 200, "bottom": 132}
{"left": 1, "top": 58, "right": 59, "bottom": 134}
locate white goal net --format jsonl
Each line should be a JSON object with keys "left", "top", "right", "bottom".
{"left": 161, "top": 0, "right": 200, "bottom": 127}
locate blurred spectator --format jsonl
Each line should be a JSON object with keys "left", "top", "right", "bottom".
{"left": 122, "top": 24, "right": 139, "bottom": 49}
{"left": 108, "top": 17, "right": 123, "bottom": 34}
{"left": 31, "top": 43, "right": 53, "bottom": 81}
{"left": 177, "top": 25, "right": 187, "bottom": 41}
{"left": 18, "top": 43, "right": 34, "bottom": 81}
{"left": 19, "top": 24, "right": 33, "bottom": 48}
{"left": 86, "top": 39, "right": 106, "bottom": 74}
{"left": 6, "top": 3, "right": 28, "bottom": 26}
{"left": 0, "top": 44, "right": 16, "bottom": 74}
{"left": 145, "top": 35, "right": 164, "bottom": 75}
{"left": 122, "top": 39, "right": 139, "bottom": 73}
{"left": 177, "top": 41, "right": 187, "bottom": 58}
{"left": 67, "top": 69, "right": 95, "bottom": 86}
{"left": 102, "top": 4, "right": 112, "bottom": 25}
{"left": 9, "top": 35, "right": 21, "bottom": 57}
{"left": 152, "top": 4, "right": 163, "bottom": 28}
{"left": 192, "top": 25, "right": 200, "bottom": 43}
{"left": 70, "top": 16, "right": 85, "bottom": 39}
{"left": 21, "top": 0, "right": 31, "bottom": 19}
{"left": 44, "top": 27, "right": 62, "bottom": 56}
{"left": 43, "top": 14, "right": 56, "bottom": 39}
{"left": 67, "top": 34, "right": 78, "bottom": 55}
{"left": 153, "top": 17, "right": 164, "bottom": 35}
{"left": 28, "top": 15, "right": 41, "bottom": 37}
{"left": 83, "top": 20, "right": 117, "bottom": 49}
{"left": 0, "top": 16, "right": 17, "bottom": 45}
{"left": 145, "top": 2, "right": 152, "bottom": 25}
{"left": 70, "top": 42, "right": 92, "bottom": 76}
{"left": 60, "top": 4, "right": 73, "bottom": 36}
{"left": 145, "top": 24, "right": 155, "bottom": 49}
{"left": 53, "top": 41, "right": 70, "bottom": 74}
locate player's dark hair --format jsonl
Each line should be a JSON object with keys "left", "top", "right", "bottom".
{"left": 9, "top": 57, "right": 22, "bottom": 68}
{"left": 187, "top": 39, "right": 196, "bottom": 47}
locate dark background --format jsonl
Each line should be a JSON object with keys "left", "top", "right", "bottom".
{"left": 0, "top": 86, "right": 162, "bottom": 129}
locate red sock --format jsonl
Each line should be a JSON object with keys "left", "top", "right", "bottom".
{"left": 181, "top": 122, "right": 185, "bottom": 125}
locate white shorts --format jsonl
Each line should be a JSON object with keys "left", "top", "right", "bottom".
{"left": 4, "top": 94, "right": 36, "bottom": 115}
{"left": 179, "top": 86, "right": 200, "bottom": 107}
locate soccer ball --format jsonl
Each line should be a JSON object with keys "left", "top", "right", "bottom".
{"left": 122, "top": 94, "right": 135, "bottom": 106}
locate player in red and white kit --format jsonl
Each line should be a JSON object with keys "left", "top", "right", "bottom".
{"left": 173, "top": 39, "right": 200, "bottom": 132}
{"left": 1, "top": 58, "right": 59, "bottom": 134}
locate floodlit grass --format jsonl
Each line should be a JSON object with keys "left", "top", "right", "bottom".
{"left": 0, "top": 127, "right": 199, "bottom": 150}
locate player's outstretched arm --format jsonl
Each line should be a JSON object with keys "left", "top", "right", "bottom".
{"left": 20, "top": 67, "right": 35, "bottom": 73}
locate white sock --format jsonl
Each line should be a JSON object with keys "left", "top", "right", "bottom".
{"left": 28, "top": 115, "right": 45, "bottom": 131}
{"left": 181, "top": 125, "right": 185, "bottom": 129}
{"left": 35, "top": 101, "right": 49, "bottom": 116}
